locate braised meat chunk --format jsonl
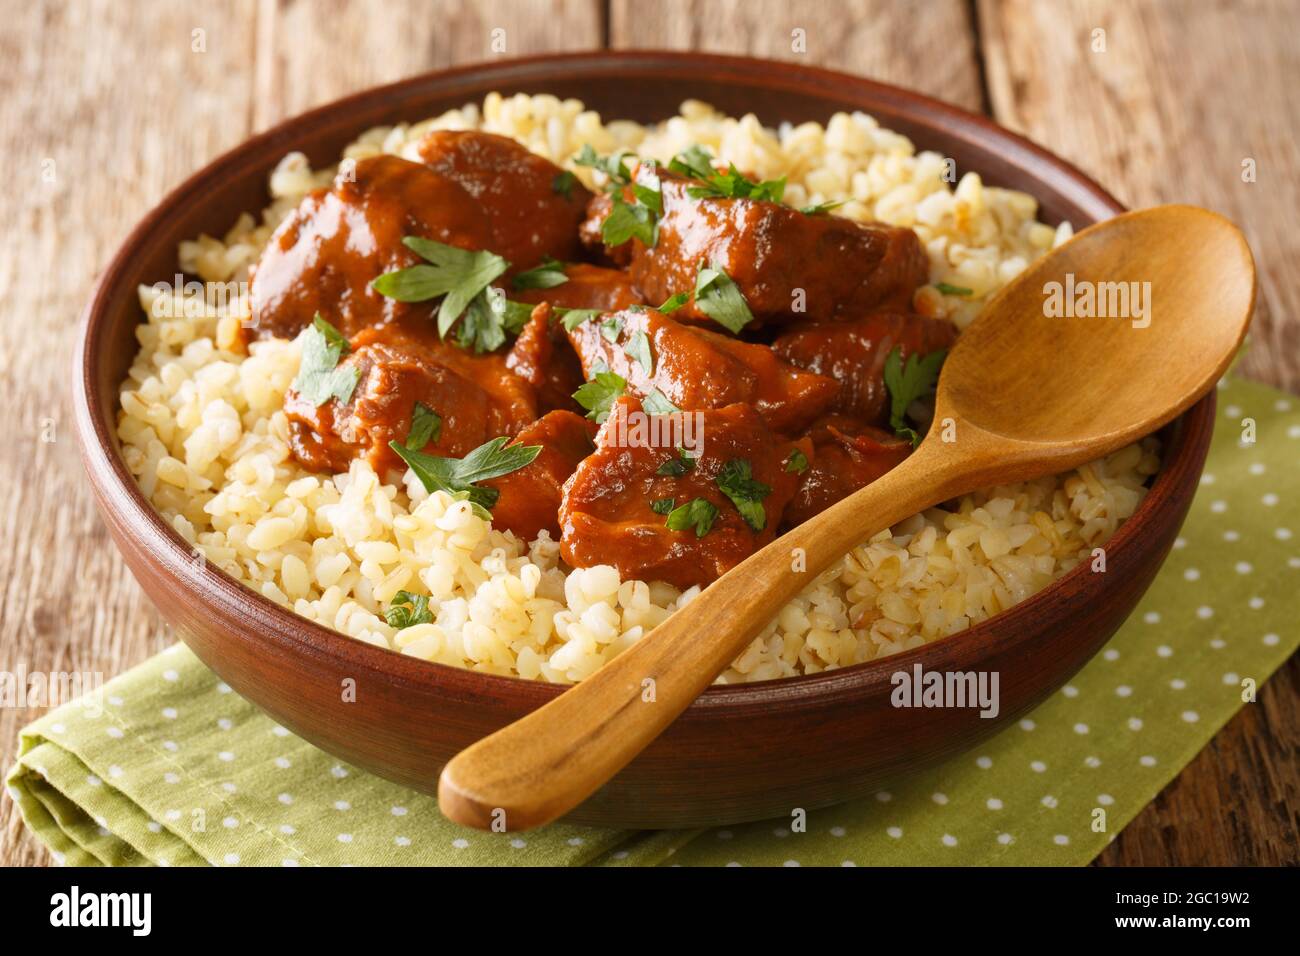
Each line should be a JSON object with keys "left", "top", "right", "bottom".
{"left": 559, "top": 399, "right": 812, "bottom": 588}
{"left": 506, "top": 303, "right": 586, "bottom": 414}
{"left": 481, "top": 410, "right": 596, "bottom": 542}
{"left": 250, "top": 155, "right": 492, "bottom": 340}
{"left": 580, "top": 167, "right": 929, "bottom": 325}
{"left": 511, "top": 262, "right": 641, "bottom": 313}
{"left": 416, "top": 130, "right": 592, "bottom": 271}
{"left": 772, "top": 312, "right": 957, "bottom": 424}
{"left": 782, "top": 415, "right": 912, "bottom": 528}
{"left": 284, "top": 327, "right": 537, "bottom": 480}
{"left": 566, "top": 307, "right": 837, "bottom": 433}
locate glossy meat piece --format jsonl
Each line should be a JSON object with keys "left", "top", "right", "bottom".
{"left": 772, "top": 312, "right": 957, "bottom": 424}
{"left": 505, "top": 303, "right": 585, "bottom": 414}
{"left": 284, "top": 326, "right": 537, "bottom": 480}
{"left": 783, "top": 415, "right": 912, "bottom": 528}
{"left": 566, "top": 308, "right": 837, "bottom": 433}
{"left": 250, "top": 155, "right": 492, "bottom": 340}
{"left": 560, "top": 399, "right": 812, "bottom": 588}
{"left": 580, "top": 168, "right": 929, "bottom": 325}
{"left": 481, "top": 410, "right": 596, "bottom": 542}
{"left": 511, "top": 263, "right": 641, "bottom": 312}
{"left": 416, "top": 130, "right": 592, "bottom": 271}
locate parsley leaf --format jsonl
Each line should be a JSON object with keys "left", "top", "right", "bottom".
{"left": 602, "top": 194, "right": 658, "bottom": 246}
{"left": 665, "top": 497, "right": 719, "bottom": 538}
{"left": 405, "top": 402, "right": 442, "bottom": 451}
{"left": 574, "top": 144, "right": 633, "bottom": 187}
{"left": 671, "top": 146, "right": 785, "bottom": 202}
{"left": 558, "top": 307, "right": 603, "bottom": 331}
{"left": 511, "top": 258, "right": 569, "bottom": 290}
{"left": 715, "top": 458, "right": 771, "bottom": 532}
{"left": 600, "top": 316, "right": 623, "bottom": 343}
{"left": 371, "top": 237, "right": 508, "bottom": 339}
{"left": 624, "top": 330, "right": 653, "bottom": 375}
{"left": 294, "top": 314, "right": 361, "bottom": 407}
{"left": 784, "top": 448, "right": 809, "bottom": 474}
{"left": 631, "top": 162, "right": 663, "bottom": 216}
{"left": 657, "top": 291, "right": 690, "bottom": 314}
{"left": 935, "top": 282, "right": 974, "bottom": 296}
{"left": 389, "top": 436, "right": 542, "bottom": 519}
{"left": 694, "top": 261, "right": 755, "bottom": 334}
{"left": 453, "top": 286, "right": 525, "bottom": 353}
{"left": 552, "top": 170, "right": 577, "bottom": 199}
{"left": 656, "top": 447, "right": 696, "bottom": 477}
{"left": 800, "top": 199, "right": 846, "bottom": 216}
{"left": 384, "top": 590, "right": 433, "bottom": 629}
{"left": 883, "top": 347, "right": 948, "bottom": 447}
{"left": 642, "top": 389, "right": 680, "bottom": 416}
{"left": 668, "top": 145, "right": 717, "bottom": 181}
{"left": 650, "top": 497, "right": 676, "bottom": 515}
{"left": 573, "top": 370, "right": 627, "bottom": 423}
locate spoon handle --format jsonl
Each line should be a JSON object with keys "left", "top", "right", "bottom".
{"left": 438, "top": 436, "right": 965, "bottom": 831}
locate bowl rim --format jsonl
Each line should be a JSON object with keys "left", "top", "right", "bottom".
{"left": 73, "top": 49, "right": 1210, "bottom": 717}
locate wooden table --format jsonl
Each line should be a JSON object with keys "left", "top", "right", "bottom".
{"left": 2, "top": 0, "right": 1295, "bottom": 866}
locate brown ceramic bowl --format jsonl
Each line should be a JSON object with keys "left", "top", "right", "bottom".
{"left": 74, "top": 52, "right": 1212, "bottom": 829}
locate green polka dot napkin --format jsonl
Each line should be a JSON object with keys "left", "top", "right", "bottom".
{"left": 7, "top": 376, "right": 1297, "bottom": 866}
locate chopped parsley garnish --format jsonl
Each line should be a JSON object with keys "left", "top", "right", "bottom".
{"left": 573, "top": 370, "right": 627, "bottom": 423}
{"left": 657, "top": 291, "right": 690, "bottom": 314}
{"left": 800, "top": 199, "right": 846, "bottom": 216}
{"left": 558, "top": 307, "right": 603, "bottom": 331}
{"left": 600, "top": 316, "right": 623, "bottom": 343}
{"left": 671, "top": 145, "right": 785, "bottom": 202}
{"left": 665, "top": 497, "right": 719, "bottom": 538}
{"left": 935, "top": 282, "right": 974, "bottom": 296}
{"left": 642, "top": 390, "right": 680, "bottom": 415}
{"left": 631, "top": 162, "right": 663, "bottom": 216}
{"left": 716, "top": 458, "right": 771, "bottom": 532}
{"left": 656, "top": 447, "right": 697, "bottom": 477}
{"left": 384, "top": 591, "right": 433, "bottom": 629}
{"left": 551, "top": 170, "right": 577, "bottom": 199}
{"left": 574, "top": 144, "right": 633, "bottom": 187}
{"left": 389, "top": 436, "right": 542, "bottom": 520}
{"left": 582, "top": 149, "right": 660, "bottom": 247}
{"left": 650, "top": 497, "right": 676, "bottom": 515}
{"left": 784, "top": 448, "right": 809, "bottom": 474}
{"left": 371, "top": 236, "right": 508, "bottom": 341}
{"left": 668, "top": 145, "right": 717, "bottom": 181}
{"left": 694, "top": 261, "right": 755, "bottom": 333}
{"left": 655, "top": 447, "right": 696, "bottom": 478}
{"left": 883, "top": 347, "right": 948, "bottom": 447}
{"left": 511, "top": 258, "right": 569, "bottom": 290}
{"left": 453, "top": 287, "right": 529, "bottom": 353}
{"left": 624, "top": 330, "right": 653, "bottom": 375}
{"left": 602, "top": 193, "right": 658, "bottom": 246}
{"left": 405, "top": 402, "right": 442, "bottom": 450}
{"left": 294, "top": 314, "right": 361, "bottom": 407}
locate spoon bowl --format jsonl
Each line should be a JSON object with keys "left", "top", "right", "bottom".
{"left": 944, "top": 205, "right": 1254, "bottom": 450}
{"left": 439, "top": 204, "right": 1255, "bottom": 831}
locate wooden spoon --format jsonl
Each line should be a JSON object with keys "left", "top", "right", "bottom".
{"left": 438, "top": 204, "right": 1255, "bottom": 831}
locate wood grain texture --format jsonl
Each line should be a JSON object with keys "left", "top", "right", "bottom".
{"left": 609, "top": 0, "right": 985, "bottom": 111}
{"left": 251, "top": 0, "right": 603, "bottom": 128}
{"left": 977, "top": 0, "right": 1300, "bottom": 392}
{"left": 973, "top": 0, "right": 1300, "bottom": 867}
{"left": 0, "top": 0, "right": 1295, "bottom": 864}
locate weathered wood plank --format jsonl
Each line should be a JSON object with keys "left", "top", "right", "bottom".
{"left": 609, "top": 0, "right": 985, "bottom": 111}
{"left": 0, "top": 0, "right": 604, "bottom": 868}
{"left": 978, "top": 0, "right": 1300, "bottom": 392}
{"left": 0, "top": 0, "right": 262, "bottom": 867}
{"left": 251, "top": 0, "right": 605, "bottom": 128}
{"left": 978, "top": 0, "right": 1300, "bottom": 867}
